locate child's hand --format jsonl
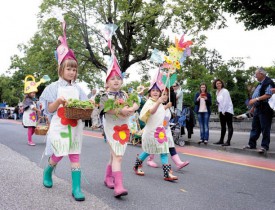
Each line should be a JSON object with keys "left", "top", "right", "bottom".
{"left": 57, "top": 96, "right": 66, "bottom": 106}
{"left": 157, "top": 95, "right": 165, "bottom": 104}
{"left": 131, "top": 103, "right": 139, "bottom": 111}
{"left": 166, "top": 102, "right": 172, "bottom": 108}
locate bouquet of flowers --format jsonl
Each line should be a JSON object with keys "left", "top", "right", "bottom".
{"left": 104, "top": 93, "right": 140, "bottom": 116}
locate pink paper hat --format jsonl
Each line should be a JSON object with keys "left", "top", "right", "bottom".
{"left": 106, "top": 54, "right": 122, "bottom": 82}
{"left": 56, "top": 21, "right": 77, "bottom": 65}
{"left": 148, "top": 69, "right": 165, "bottom": 92}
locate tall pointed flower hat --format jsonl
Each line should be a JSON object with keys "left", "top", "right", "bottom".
{"left": 148, "top": 68, "right": 165, "bottom": 92}
{"left": 55, "top": 21, "right": 77, "bottom": 65}
{"left": 102, "top": 24, "right": 122, "bottom": 82}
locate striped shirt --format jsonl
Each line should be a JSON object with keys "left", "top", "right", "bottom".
{"left": 39, "top": 78, "right": 88, "bottom": 116}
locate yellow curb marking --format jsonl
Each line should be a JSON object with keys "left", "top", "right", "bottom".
{"left": 183, "top": 152, "right": 275, "bottom": 172}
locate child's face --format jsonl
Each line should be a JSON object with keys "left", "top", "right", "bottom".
{"left": 150, "top": 88, "right": 161, "bottom": 100}
{"left": 63, "top": 65, "right": 77, "bottom": 82}
{"left": 162, "top": 90, "right": 168, "bottom": 102}
{"left": 107, "top": 76, "right": 123, "bottom": 91}
{"left": 29, "top": 92, "right": 36, "bottom": 98}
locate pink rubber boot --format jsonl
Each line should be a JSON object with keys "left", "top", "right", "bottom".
{"left": 171, "top": 154, "right": 189, "bottom": 170}
{"left": 112, "top": 171, "right": 128, "bottom": 198}
{"left": 104, "top": 164, "right": 114, "bottom": 189}
{"left": 146, "top": 154, "right": 158, "bottom": 168}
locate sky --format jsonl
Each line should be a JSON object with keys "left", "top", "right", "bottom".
{"left": 1, "top": 1, "right": 275, "bottom": 94}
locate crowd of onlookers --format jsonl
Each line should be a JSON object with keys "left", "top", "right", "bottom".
{"left": 0, "top": 106, "right": 24, "bottom": 120}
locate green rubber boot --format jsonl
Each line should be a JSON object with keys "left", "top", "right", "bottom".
{"left": 71, "top": 169, "right": 85, "bottom": 201}
{"left": 43, "top": 165, "right": 55, "bottom": 188}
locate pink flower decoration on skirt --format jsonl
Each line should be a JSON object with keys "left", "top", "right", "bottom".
{"left": 29, "top": 112, "right": 36, "bottom": 122}
{"left": 154, "top": 127, "right": 167, "bottom": 144}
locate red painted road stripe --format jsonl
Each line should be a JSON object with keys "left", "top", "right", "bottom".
{"left": 176, "top": 146, "right": 275, "bottom": 172}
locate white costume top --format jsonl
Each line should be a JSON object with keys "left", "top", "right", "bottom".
{"left": 39, "top": 78, "right": 87, "bottom": 156}
{"left": 139, "top": 98, "right": 169, "bottom": 154}
{"left": 100, "top": 91, "right": 130, "bottom": 156}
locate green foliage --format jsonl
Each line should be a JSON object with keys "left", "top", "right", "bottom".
{"left": 103, "top": 93, "right": 139, "bottom": 113}
{"left": 66, "top": 99, "right": 94, "bottom": 109}
{"left": 0, "top": 75, "right": 21, "bottom": 106}
{"left": 218, "top": 0, "right": 275, "bottom": 30}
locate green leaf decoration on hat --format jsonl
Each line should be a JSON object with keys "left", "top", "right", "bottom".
{"left": 162, "top": 73, "right": 177, "bottom": 88}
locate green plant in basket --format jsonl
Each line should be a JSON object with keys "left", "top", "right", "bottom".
{"left": 104, "top": 93, "right": 140, "bottom": 116}
{"left": 66, "top": 99, "right": 94, "bottom": 109}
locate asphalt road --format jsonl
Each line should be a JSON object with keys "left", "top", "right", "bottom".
{"left": 1, "top": 120, "right": 275, "bottom": 210}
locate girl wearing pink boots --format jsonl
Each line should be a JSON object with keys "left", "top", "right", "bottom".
{"left": 100, "top": 55, "right": 139, "bottom": 198}
{"left": 40, "top": 21, "right": 87, "bottom": 201}
{"left": 146, "top": 88, "right": 189, "bottom": 169}
{"left": 22, "top": 84, "right": 41, "bottom": 146}
{"left": 133, "top": 71, "right": 178, "bottom": 181}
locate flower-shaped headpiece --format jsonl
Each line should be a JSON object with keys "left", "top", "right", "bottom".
{"left": 55, "top": 21, "right": 77, "bottom": 65}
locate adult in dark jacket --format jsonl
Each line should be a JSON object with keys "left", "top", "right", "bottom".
{"left": 244, "top": 67, "right": 274, "bottom": 153}
{"left": 194, "top": 83, "right": 212, "bottom": 144}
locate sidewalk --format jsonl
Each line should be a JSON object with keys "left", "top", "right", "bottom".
{"left": 0, "top": 143, "right": 111, "bottom": 210}
{"left": 183, "top": 128, "right": 275, "bottom": 159}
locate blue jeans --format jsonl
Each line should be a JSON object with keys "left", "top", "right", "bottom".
{"left": 248, "top": 104, "right": 273, "bottom": 150}
{"left": 197, "top": 112, "right": 210, "bottom": 141}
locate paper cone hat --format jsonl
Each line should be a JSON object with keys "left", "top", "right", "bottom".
{"left": 148, "top": 69, "right": 165, "bottom": 92}
{"left": 56, "top": 21, "right": 77, "bottom": 65}
{"left": 105, "top": 54, "right": 122, "bottom": 82}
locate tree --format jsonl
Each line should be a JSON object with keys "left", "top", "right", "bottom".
{"left": 218, "top": 0, "right": 275, "bottom": 30}
{"left": 0, "top": 75, "right": 21, "bottom": 106}
{"left": 38, "top": 0, "right": 226, "bottom": 75}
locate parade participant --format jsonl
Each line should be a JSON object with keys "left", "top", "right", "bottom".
{"left": 40, "top": 21, "right": 87, "bottom": 201}
{"left": 22, "top": 75, "right": 42, "bottom": 146}
{"left": 133, "top": 71, "right": 178, "bottom": 181}
{"left": 100, "top": 53, "right": 139, "bottom": 198}
{"left": 146, "top": 88, "right": 189, "bottom": 169}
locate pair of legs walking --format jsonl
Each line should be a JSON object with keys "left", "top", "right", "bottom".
{"left": 27, "top": 127, "right": 35, "bottom": 146}
{"left": 43, "top": 154, "right": 85, "bottom": 201}
{"left": 133, "top": 152, "right": 178, "bottom": 181}
{"left": 147, "top": 147, "right": 189, "bottom": 169}
{"left": 104, "top": 150, "right": 128, "bottom": 198}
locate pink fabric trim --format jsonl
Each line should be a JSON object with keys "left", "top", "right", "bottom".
{"left": 51, "top": 154, "right": 80, "bottom": 163}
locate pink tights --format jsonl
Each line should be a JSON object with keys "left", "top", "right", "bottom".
{"left": 28, "top": 127, "right": 35, "bottom": 142}
{"left": 51, "top": 154, "right": 80, "bottom": 163}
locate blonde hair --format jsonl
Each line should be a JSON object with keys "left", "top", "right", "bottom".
{"left": 58, "top": 59, "right": 78, "bottom": 81}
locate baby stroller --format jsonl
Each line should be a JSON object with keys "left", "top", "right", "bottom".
{"left": 170, "top": 122, "right": 185, "bottom": 146}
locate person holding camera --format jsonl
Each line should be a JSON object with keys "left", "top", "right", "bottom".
{"left": 194, "top": 83, "right": 212, "bottom": 144}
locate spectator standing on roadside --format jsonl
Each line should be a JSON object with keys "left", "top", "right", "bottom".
{"left": 213, "top": 79, "right": 234, "bottom": 146}
{"left": 243, "top": 67, "right": 274, "bottom": 153}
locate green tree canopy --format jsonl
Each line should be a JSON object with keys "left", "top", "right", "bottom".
{"left": 218, "top": 0, "right": 275, "bottom": 30}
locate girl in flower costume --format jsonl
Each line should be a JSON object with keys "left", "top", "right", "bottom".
{"left": 100, "top": 58, "right": 139, "bottom": 197}
{"left": 22, "top": 75, "right": 43, "bottom": 146}
{"left": 40, "top": 21, "right": 87, "bottom": 201}
{"left": 133, "top": 71, "right": 178, "bottom": 181}
{"left": 146, "top": 88, "right": 189, "bottom": 169}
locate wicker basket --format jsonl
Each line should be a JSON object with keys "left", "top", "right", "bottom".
{"left": 35, "top": 117, "right": 49, "bottom": 135}
{"left": 64, "top": 107, "right": 93, "bottom": 120}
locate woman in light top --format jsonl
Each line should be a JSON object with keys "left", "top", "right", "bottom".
{"left": 213, "top": 79, "right": 234, "bottom": 146}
